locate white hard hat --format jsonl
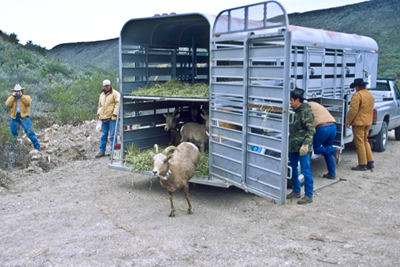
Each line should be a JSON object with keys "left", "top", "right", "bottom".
{"left": 13, "top": 84, "right": 23, "bottom": 91}
{"left": 103, "top": 79, "right": 111, "bottom": 86}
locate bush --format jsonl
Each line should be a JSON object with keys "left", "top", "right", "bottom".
{"left": 0, "top": 121, "right": 31, "bottom": 170}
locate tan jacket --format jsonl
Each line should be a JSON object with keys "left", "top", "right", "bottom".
{"left": 308, "top": 101, "right": 336, "bottom": 127}
{"left": 5, "top": 94, "right": 32, "bottom": 119}
{"left": 97, "top": 88, "right": 120, "bottom": 120}
{"left": 346, "top": 88, "right": 374, "bottom": 126}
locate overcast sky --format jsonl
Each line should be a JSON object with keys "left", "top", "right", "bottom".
{"left": 0, "top": 0, "right": 369, "bottom": 49}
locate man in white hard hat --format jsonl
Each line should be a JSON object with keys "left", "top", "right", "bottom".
{"left": 5, "top": 84, "right": 41, "bottom": 150}
{"left": 96, "top": 79, "right": 120, "bottom": 158}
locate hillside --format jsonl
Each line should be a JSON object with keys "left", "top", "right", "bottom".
{"left": 47, "top": 0, "right": 400, "bottom": 78}
{"left": 47, "top": 38, "right": 118, "bottom": 71}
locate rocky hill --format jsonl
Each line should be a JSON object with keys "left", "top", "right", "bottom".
{"left": 47, "top": 38, "right": 118, "bottom": 71}
{"left": 47, "top": 0, "right": 400, "bottom": 78}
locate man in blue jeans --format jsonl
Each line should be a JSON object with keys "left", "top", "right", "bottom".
{"left": 308, "top": 101, "right": 340, "bottom": 179}
{"left": 287, "top": 88, "right": 315, "bottom": 204}
{"left": 96, "top": 79, "right": 120, "bottom": 158}
{"left": 5, "top": 84, "right": 41, "bottom": 151}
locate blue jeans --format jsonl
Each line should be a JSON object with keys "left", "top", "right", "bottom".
{"left": 10, "top": 113, "right": 40, "bottom": 150}
{"left": 289, "top": 152, "right": 314, "bottom": 198}
{"left": 99, "top": 120, "right": 116, "bottom": 153}
{"left": 313, "top": 124, "right": 337, "bottom": 177}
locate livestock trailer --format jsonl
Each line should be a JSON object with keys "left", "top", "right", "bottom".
{"left": 109, "top": 0, "right": 379, "bottom": 204}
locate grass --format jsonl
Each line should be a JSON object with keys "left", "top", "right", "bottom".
{"left": 124, "top": 143, "right": 210, "bottom": 175}
{"left": 131, "top": 79, "right": 209, "bottom": 98}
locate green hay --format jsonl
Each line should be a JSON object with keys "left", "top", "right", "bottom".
{"left": 195, "top": 151, "right": 210, "bottom": 176}
{"left": 124, "top": 144, "right": 155, "bottom": 172}
{"left": 130, "top": 79, "right": 209, "bottom": 98}
{"left": 124, "top": 143, "right": 209, "bottom": 175}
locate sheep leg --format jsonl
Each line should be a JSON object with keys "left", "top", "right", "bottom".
{"left": 168, "top": 191, "right": 176, "bottom": 217}
{"left": 184, "top": 185, "right": 193, "bottom": 214}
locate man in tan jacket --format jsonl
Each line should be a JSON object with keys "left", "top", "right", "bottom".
{"left": 345, "top": 78, "right": 374, "bottom": 171}
{"left": 96, "top": 79, "right": 120, "bottom": 158}
{"left": 5, "top": 84, "right": 41, "bottom": 150}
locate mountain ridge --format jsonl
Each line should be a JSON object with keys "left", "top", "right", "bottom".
{"left": 47, "top": 0, "right": 400, "bottom": 78}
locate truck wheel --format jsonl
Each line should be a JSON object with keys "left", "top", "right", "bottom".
{"left": 373, "top": 121, "right": 388, "bottom": 152}
{"left": 395, "top": 126, "right": 400, "bottom": 141}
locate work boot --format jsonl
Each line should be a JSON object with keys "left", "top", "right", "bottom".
{"left": 351, "top": 165, "right": 367, "bottom": 171}
{"left": 322, "top": 173, "right": 336, "bottom": 179}
{"left": 286, "top": 191, "right": 301, "bottom": 199}
{"left": 334, "top": 148, "right": 340, "bottom": 164}
{"left": 95, "top": 152, "right": 105, "bottom": 158}
{"left": 367, "top": 164, "right": 374, "bottom": 170}
{"left": 298, "top": 196, "right": 313, "bottom": 205}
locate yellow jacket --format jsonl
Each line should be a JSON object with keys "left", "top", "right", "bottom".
{"left": 97, "top": 88, "right": 120, "bottom": 120}
{"left": 346, "top": 88, "right": 374, "bottom": 126}
{"left": 5, "top": 94, "right": 32, "bottom": 119}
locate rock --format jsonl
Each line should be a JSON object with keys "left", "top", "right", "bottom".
{"left": 27, "top": 162, "right": 43, "bottom": 173}
{"left": 29, "top": 149, "right": 40, "bottom": 156}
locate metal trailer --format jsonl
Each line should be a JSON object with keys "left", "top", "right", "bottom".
{"left": 109, "top": 1, "right": 379, "bottom": 204}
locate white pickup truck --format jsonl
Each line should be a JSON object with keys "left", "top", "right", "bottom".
{"left": 368, "top": 79, "right": 400, "bottom": 152}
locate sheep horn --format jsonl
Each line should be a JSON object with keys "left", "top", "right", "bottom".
{"left": 172, "top": 107, "right": 181, "bottom": 116}
{"left": 154, "top": 144, "right": 159, "bottom": 154}
{"left": 163, "top": 145, "right": 180, "bottom": 155}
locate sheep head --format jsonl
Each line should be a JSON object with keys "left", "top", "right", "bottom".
{"left": 163, "top": 108, "right": 181, "bottom": 131}
{"left": 150, "top": 144, "right": 179, "bottom": 180}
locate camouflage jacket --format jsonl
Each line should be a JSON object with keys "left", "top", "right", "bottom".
{"left": 289, "top": 103, "right": 315, "bottom": 153}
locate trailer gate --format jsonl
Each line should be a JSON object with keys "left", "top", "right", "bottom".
{"left": 209, "top": 1, "right": 291, "bottom": 204}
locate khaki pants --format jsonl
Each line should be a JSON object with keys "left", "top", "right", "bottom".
{"left": 352, "top": 126, "right": 374, "bottom": 165}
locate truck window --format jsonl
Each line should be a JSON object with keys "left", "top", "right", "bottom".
{"left": 371, "top": 82, "right": 390, "bottom": 91}
{"left": 393, "top": 83, "right": 400, "bottom": 99}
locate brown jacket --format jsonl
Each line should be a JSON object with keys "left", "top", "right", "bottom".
{"left": 346, "top": 88, "right": 374, "bottom": 126}
{"left": 97, "top": 88, "right": 120, "bottom": 120}
{"left": 5, "top": 94, "right": 32, "bottom": 119}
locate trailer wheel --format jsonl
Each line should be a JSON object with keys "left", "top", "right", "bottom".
{"left": 373, "top": 121, "right": 388, "bottom": 152}
{"left": 395, "top": 125, "right": 400, "bottom": 141}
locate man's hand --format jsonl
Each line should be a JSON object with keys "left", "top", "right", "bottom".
{"left": 346, "top": 124, "right": 351, "bottom": 129}
{"left": 299, "top": 144, "right": 309, "bottom": 156}
{"left": 112, "top": 115, "right": 117, "bottom": 120}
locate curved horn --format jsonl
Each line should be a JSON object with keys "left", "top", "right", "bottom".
{"left": 201, "top": 108, "right": 207, "bottom": 116}
{"left": 163, "top": 145, "right": 180, "bottom": 155}
{"left": 172, "top": 107, "right": 181, "bottom": 116}
{"left": 153, "top": 144, "right": 159, "bottom": 154}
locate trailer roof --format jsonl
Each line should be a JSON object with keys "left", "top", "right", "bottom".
{"left": 289, "top": 25, "right": 378, "bottom": 52}
{"left": 120, "top": 13, "right": 215, "bottom": 48}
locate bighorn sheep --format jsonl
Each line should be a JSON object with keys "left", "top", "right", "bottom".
{"left": 163, "top": 108, "right": 181, "bottom": 146}
{"left": 180, "top": 109, "right": 209, "bottom": 152}
{"left": 150, "top": 142, "right": 201, "bottom": 217}
{"left": 189, "top": 102, "right": 209, "bottom": 124}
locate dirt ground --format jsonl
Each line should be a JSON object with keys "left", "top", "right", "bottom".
{"left": 1, "top": 124, "right": 400, "bottom": 266}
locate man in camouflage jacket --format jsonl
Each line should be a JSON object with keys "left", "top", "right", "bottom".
{"left": 287, "top": 88, "right": 315, "bottom": 204}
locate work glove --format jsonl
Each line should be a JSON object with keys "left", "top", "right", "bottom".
{"left": 299, "top": 144, "right": 309, "bottom": 156}
{"left": 112, "top": 115, "right": 117, "bottom": 120}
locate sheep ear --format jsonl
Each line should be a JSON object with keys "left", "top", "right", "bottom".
{"left": 175, "top": 113, "right": 180, "bottom": 119}
{"left": 149, "top": 152, "right": 155, "bottom": 157}
{"left": 168, "top": 154, "right": 174, "bottom": 160}
{"left": 163, "top": 114, "right": 167, "bottom": 118}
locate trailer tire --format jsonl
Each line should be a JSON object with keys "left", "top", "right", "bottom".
{"left": 373, "top": 121, "right": 388, "bottom": 152}
{"left": 395, "top": 125, "right": 400, "bottom": 141}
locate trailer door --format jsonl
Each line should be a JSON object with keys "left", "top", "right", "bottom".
{"left": 209, "top": 1, "right": 291, "bottom": 204}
